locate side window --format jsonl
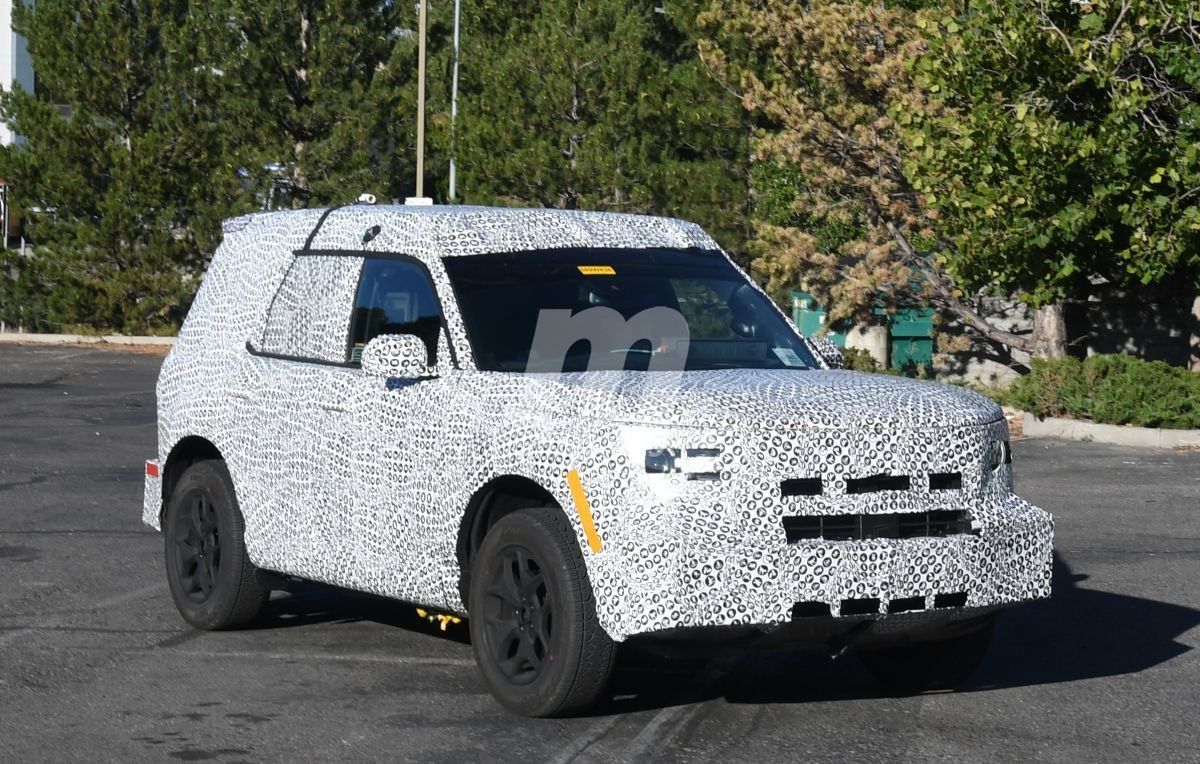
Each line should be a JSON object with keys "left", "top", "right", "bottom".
{"left": 348, "top": 259, "right": 443, "bottom": 364}
{"left": 259, "top": 254, "right": 363, "bottom": 363}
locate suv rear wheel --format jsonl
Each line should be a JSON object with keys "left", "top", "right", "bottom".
{"left": 468, "top": 506, "right": 616, "bottom": 717}
{"left": 857, "top": 615, "right": 996, "bottom": 694}
{"left": 164, "top": 459, "right": 270, "bottom": 630}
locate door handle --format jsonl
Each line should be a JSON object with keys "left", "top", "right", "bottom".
{"left": 319, "top": 402, "right": 348, "bottom": 413}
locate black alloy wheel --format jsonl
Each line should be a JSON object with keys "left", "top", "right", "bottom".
{"left": 173, "top": 491, "right": 222, "bottom": 603}
{"left": 468, "top": 506, "right": 616, "bottom": 717}
{"left": 480, "top": 545, "right": 554, "bottom": 684}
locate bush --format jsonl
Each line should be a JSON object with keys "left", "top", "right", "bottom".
{"left": 841, "top": 346, "right": 881, "bottom": 373}
{"left": 1003, "top": 355, "right": 1200, "bottom": 430}
{"left": 839, "top": 346, "right": 932, "bottom": 378}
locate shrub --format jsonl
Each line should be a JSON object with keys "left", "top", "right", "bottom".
{"left": 839, "top": 346, "right": 932, "bottom": 378}
{"left": 841, "top": 346, "right": 882, "bottom": 373}
{"left": 1003, "top": 355, "right": 1200, "bottom": 429}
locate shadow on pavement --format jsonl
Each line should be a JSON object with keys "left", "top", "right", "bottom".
{"left": 255, "top": 580, "right": 472, "bottom": 645}
{"left": 247, "top": 552, "right": 1198, "bottom": 712}
{"left": 607, "top": 552, "right": 1200, "bottom": 711}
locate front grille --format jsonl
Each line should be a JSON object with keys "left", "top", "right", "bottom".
{"left": 845, "top": 473, "right": 911, "bottom": 494}
{"left": 781, "top": 471, "right": 965, "bottom": 497}
{"left": 783, "top": 510, "right": 974, "bottom": 542}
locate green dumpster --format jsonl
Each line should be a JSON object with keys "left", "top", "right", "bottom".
{"left": 791, "top": 291, "right": 848, "bottom": 347}
{"left": 889, "top": 307, "right": 934, "bottom": 372}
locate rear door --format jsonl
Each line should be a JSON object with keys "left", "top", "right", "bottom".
{"left": 239, "top": 252, "right": 364, "bottom": 578}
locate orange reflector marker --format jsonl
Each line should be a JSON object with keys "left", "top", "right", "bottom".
{"left": 566, "top": 470, "right": 603, "bottom": 554}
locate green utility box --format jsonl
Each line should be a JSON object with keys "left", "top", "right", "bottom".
{"left": 791, "top": 291, "right": 848, "bottom": 347}
{"left": 790, "top": 290, "right": 934, "bottom": 370}
{"left": 889, "top": 307, "right": 935, "bottom": 371}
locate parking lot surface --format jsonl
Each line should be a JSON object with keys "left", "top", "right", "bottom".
{"left": 1, "top": 344, "right": 1198, "bottom": 762}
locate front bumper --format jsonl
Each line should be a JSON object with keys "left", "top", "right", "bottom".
{"left": 588, "top": 494, "right": 1053, "bottom": 641}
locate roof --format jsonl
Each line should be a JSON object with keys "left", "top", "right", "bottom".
{"left": 224, "top": 204, "right": 721, "bottom": 261}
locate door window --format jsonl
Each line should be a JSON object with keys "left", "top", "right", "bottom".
{"left": 348, "top": 259, "right": 443, "bottom": 365}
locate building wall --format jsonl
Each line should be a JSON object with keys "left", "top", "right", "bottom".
{"left": 936, "top": 291, "right": 1200, "bottom": 387}
{"left": 0, "top": 0, "right": 34, "bottom": 146}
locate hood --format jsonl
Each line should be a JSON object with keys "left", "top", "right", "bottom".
{"left": 503, "top": 369, "right": 1003, "bottom": 431}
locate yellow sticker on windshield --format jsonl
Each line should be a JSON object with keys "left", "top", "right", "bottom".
{"left": 578, "top": 265, "right": 616, "bottom": 275}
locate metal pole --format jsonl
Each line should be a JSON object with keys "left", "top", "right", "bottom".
{"left": 416, "top": 0, "right": 427, "bottom": 199}
{"left": 448, "top": 0, "right": 462, "bottom": 202}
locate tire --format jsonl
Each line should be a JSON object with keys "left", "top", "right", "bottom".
{"left": 164, "top": 459, "right": 270, "bottom": 630}
{"left": 468, "top": 506, "right": 616, "bottom": 717}
{"left": 857, "top": 615, "right": 996, "bottom": 694}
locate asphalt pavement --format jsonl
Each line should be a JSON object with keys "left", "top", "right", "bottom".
{"left": 1, "top": 344, "right": 1198, "bottom": 762}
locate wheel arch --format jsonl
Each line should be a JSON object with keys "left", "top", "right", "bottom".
{"left": 161, "top": 435, "right": 225, "bottom": 523}
{"left": 456, "top": 474, "right": 560, "bottom": 604}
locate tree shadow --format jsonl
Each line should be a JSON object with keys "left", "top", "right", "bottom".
{"left": 247, "top": 552, "right": 1197, "bottom": 712}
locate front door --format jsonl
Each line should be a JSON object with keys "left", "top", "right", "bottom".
{"left": 340, "top": 256, "right": 458, "bottom": 602}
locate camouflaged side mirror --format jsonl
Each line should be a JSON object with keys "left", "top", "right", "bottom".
{"left": 360, "top": 334, "right": 436, "bottom": 379}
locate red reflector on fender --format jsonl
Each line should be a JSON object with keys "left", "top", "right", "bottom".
{"left": 146, "top": 460, "right": 160, "bottom": 478}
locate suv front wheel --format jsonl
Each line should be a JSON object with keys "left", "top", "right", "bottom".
{"left": 468, "top": 506, "right": 616, "bottom": 717}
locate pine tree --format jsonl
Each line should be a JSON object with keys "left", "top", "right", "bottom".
{"left": 0, "top": 0, "right": 248, "bottom": 333}
{"left": 208, "top": 0, "right": 426, "bottom": 206}
{"left": 448, "top": 1, "right": 750, "bottom": 252}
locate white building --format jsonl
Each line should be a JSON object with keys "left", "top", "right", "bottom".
{"left": 0, "top": 0, "right": 33, "bottom": 146}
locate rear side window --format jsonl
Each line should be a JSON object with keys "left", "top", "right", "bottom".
{"left": 348, "top": 259, "right": 442, "bottom": 364}
{"left": 259, "top": 254, "right": 363, "bottom": 363}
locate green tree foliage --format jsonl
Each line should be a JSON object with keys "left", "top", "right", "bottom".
{"left": 0, "top": 0, "right": 247, "bottom": 332}
{"left": 906, "top": 0, "right": 1200, "bottom": 308}
{"left": 0, "top": 1, "right": 432, "bottom": 333}
{"left": 702, "top": 0, "right": 1200, "bottom": 358}
{"left": 452, "top": 1, "right": 751, "bottom": 251}
{"left": 699, "top": 0, "right": 942, "bottom": 321}
{"left": 206, "top": 0, "right": 426, "bottom": 205}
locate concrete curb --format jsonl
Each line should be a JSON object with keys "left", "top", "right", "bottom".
{"left": 0, "top": 332, "right": 175, "bottom": 347}
{"left": 1023, "top": 412, "right": 1200, "bottom": 450}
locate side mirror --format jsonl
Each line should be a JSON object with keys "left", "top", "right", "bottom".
{"left": 808, "top": 336, "right": 845, "bottom": 370}
{"left": 361, "top": 334, "right": 436, "bottom": 379}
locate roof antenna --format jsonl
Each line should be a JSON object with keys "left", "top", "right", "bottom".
{"left": 356, "top": 193, "right": 377, "bottom": 205}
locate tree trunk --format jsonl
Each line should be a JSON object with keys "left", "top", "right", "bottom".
{"left": 1189, "top": 295, "right": 1200, "bottom": 372}
{"left": 1031, "top": 302, "right": 1068, "bottom": 359}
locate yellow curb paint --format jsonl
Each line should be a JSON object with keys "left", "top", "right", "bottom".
{"left": 567, "top": 470, "right": 603, "bottom": 553}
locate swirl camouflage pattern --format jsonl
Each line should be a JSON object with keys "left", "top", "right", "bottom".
{"left": 144, "top": 204, "right": 1053, "bottom": 642}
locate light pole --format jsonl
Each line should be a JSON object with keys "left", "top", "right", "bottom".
{"left": 415, "top": 0, "right": 428, "bottom": 199}
{"left": 448, "top": 0, "right": 462, "bottom": 202}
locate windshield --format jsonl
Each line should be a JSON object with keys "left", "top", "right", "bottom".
{"left": 442, "top": 247, "right": 818, "bottom": 372}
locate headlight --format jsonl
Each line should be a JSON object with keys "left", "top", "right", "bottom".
{"left": 644, "top": 447, "right": 723, "bottom": 480}
{"left": 989, "top": 439, "right": 1012, "bottom": 470}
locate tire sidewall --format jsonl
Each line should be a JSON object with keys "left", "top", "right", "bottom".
{"left": 468, "top": 509, "right": 590, "bottom": 716}
{"left": 164, "top": 460, "right": 250, "bottom": 630}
